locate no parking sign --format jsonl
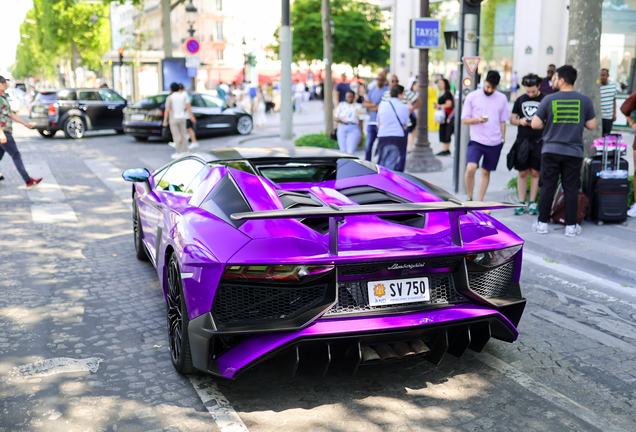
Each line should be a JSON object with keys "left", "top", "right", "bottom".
{"left": 185, "top": 38, "right": 200, "bottom": 55}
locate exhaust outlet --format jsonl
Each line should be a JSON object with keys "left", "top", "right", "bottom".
{"left": 361, "top": 346, "right": 381, "bottom": 362}
{"left": 392, "top": 342, "right": 415, "bottom": 358}
{"left": 409, "top": 339, "right": 430, "bottom": 355}
{"left": 374, "top": 344, "right": 399, "bottom": 360}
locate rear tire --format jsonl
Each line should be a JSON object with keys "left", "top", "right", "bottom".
{"left": 166, "top": 253, "right": 194, "bottom": 374}
{"left": 133, "top": 195, "right": 149, "bottom": 261}
{"left": 236, "top": 115, "right": 253, "bottom": 135}
{"left": 133, "top": 136, "right": 149, "bottom": 142}
{"left": 116, "top": 129, "right": 125, "bottom": 135}
{"left": 38, "top": 129, "right": 56, "bottom": 138}
{"left": 63, "top": 116, "right": 86, "bottom": 139}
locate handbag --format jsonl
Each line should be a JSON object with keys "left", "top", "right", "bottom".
{"left": 433, "top": 108, "right": 447, "bottom": 124}
{"left": 330, "top": 129, "right": 337, "bottom": 141}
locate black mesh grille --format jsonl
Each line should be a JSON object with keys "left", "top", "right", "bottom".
{"left": 339, "top": 265, "right": 382, "bottom": 276}
{"left": 326, "top": 274, "right": 465, "bottom": 315}
{"left": 213, "top": 283, "right": 328, "bottom": 324}
{"left": 468, "top": 261, "right": 515, "bottom": 298}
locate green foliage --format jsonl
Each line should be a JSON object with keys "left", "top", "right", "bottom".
{"left": 295, "top": 133, "right": 339, "bottom": 149}
{"left": 13, "top": 0, "right": 110, "bottom": 78}
{"left": 270, "top": 0, "right": 390, "bottom": 68}
{"left": 506, "top": 175, "right": 541, "bottom": 201}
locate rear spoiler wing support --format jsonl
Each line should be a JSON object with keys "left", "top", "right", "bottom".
{"left": 231, "top": 199, "right": 523, "bottom": 256}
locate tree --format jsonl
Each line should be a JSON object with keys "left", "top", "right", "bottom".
{"left": 270, "top": 0, "right": 390, "bottom": 69}
{"left": 13, "top": 0, "right": 110, "bottom": 86}
{"left": 12, "top": 9, "right": 55, "bottom": 80}
{"left": 566, "top": 0, "right": 602, "bottom": 157}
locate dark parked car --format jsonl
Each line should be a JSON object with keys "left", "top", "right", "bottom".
{"left": 29, "top": 88, "right": 127, "bottom": 139}
{"left": 122, "top": 92, "right": 253, "bottom": 142}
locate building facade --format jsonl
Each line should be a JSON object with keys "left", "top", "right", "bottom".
{"left": 381, "top": 0, "right": 636, "bottom": 93}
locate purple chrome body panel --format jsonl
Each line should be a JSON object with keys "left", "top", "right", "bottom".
{"left": 129, "top": 148, "right": 526, "bottom": 378}
{"left": 216, "top": 304, "right": 518, "bottom": 379}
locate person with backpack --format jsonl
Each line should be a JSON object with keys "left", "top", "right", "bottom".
{"left": 509, "top": 74, "right": 545, "bottom": 215}
{"left": 531, "top": 65, "right": 596, "bottom": 236}
{"left": 376, "top": 84, "right": 410, "bottom": 171}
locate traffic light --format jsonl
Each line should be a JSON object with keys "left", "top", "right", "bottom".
{"left": 118, "top": 48, "right": 124, "bottom": 66}
{"left": 463, "top": 0, "right": 482, "bottom": 14}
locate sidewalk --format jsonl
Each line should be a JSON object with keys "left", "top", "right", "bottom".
{"left": 227, "top": 101, "right": 636, "bottom": 287}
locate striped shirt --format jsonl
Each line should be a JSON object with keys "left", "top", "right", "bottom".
{"left": 600, "top": 82, "right": 617, "bottom": 120}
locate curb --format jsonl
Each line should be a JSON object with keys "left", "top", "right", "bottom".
{"left": 520, "top": 236, "right": 636, "bottom": 288}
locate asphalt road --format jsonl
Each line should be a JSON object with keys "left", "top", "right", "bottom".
{"left": 0, "top": 129, "right": 635, "bottom": 432}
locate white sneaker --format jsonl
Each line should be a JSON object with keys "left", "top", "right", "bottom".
{"left": 532, "top": 220, "right": 548, "bottom": 234}
{"left": 168, "top": 142, "right": 176, "bottom": 148}
{"left": 189, "top": 142, "right": 199, "bottom": 149}
{"left": 170, "top": 152, "right": 181, "bottom": 159}
{"left": 564, "top": 224, "right": 582, "bottom": 237}
{"left": 628, "top": 203, "right": 636, "bottom": 218}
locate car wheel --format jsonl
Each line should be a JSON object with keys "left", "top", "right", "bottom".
{"left": 166, "top": 253, "right": 194, "bottom": 374}
{"left": 63, "top": 116, "right": 86, "bottom": 139}
{"left": 133, "top": 135, "right": 149, "bottom": 142}
{"left": 133, "top": 195, "right": 149, "bottom": 261}
{"left": 38, "top": 129, "right": 56, "bottom": 138}
{"left": 236, "top": 115, "right": 253, "bottom": 135}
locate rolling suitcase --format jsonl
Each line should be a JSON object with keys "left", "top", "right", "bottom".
{"left": 592, "top": 135, "right": 629, "bottom": 225}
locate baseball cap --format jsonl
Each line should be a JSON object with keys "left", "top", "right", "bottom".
{"left": 0, "top": 76, "right": 6, "bottom": 83}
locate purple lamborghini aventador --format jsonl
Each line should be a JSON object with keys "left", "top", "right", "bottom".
{"left": 122, "top": 147, "right": 526, "bottom": 379}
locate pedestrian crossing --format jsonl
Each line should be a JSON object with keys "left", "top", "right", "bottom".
{"left": 84, "top": 159, "right": 134, "bottom": 209}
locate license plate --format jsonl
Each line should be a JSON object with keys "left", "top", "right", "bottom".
{"left": 367, "top": 277, "right": 430, "bottom": 306}
{"left": 130, "top": 113, "right": 146, "bottom": 121}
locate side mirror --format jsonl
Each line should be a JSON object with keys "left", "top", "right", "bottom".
{"left": 122, "top": 167, "right": 151, "bottom": 183}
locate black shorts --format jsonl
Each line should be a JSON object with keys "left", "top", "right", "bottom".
{"left": 186, "top": 119, "right": 194, "bottom": 129}
{"left": 514, "top": 138, "right": 542, "bottom": 172}
{"left": 438, "top": 117, "right": 454, "bottom": 143}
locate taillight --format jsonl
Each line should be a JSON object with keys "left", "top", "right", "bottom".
{"left": 222, "top": 264, "right": 334, "bottom": 282}
{"left": 48, "top": 103, "right": 57, "bottom": 117}
{"left": 466, "top": 245, "right": 522, "bottom": 268}
{"left": 147, "top": 108, "right": 164, "bottom": 118}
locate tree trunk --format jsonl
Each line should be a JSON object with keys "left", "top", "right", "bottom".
{"left": 405, "top": 0, "right": 442, "bottom": 172}
{"left": 322, "top": 0, "right": 334, "bottom": 134}
{"left": 566, "top": 0, "right": 602, "bottom": 158}
{"left": 161, "top": 0, "right": 172, "bottom": 59}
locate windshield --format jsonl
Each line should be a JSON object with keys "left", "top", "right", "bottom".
{"left": 35, "top": 92, "right": 58, "bottom": 103}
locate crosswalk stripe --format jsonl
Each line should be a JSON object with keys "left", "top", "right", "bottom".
{"left": 24, "top": 162, "right": 67, "bottom": 202}
{"left": 22, "top": 162, "right": 78, "bottom": 224}
{"left": 84, "top": 159, "right": 132, "bottom": 209}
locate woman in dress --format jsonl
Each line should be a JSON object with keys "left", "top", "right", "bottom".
{"left": 252, "top": 87, "right": 267, "bottom": 128}
{"left": 434, "top": 78, "right": 454, "bottom": 156}
{"left": 334, "top": 90, "right": 365, "bottom": 155}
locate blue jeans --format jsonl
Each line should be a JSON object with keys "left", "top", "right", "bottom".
{"left": 376, "top": 135, "right": 408, "bottom": 172}
{"left": 336, "top": 123, "right": 360, "bottom": 155}
{"left": 0, "top": 131, "right": 30, "bottom": 183}
{"left": 365, "top": 124, "right": 378, "bottom": 161}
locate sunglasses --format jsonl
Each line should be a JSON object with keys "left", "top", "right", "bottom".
{"left": 522, "top": 78, "right": 540, "bottom": 86}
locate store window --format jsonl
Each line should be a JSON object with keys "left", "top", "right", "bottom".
{"left": 601, "top": 0, "right": 636, "bottom": 92}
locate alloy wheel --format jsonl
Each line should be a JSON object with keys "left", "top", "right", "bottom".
{"left": 166, "top": 258, "right": 183, "bottom": 365}
{"left": 237, "top": 116, "right": 253, "bottom": 135}
{"left": 66, "top": 117, "right": 85, "bottom": 139}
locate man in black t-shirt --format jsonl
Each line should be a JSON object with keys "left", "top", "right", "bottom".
{"left": 510, "top": 74, "right": 545, "bottom": 215}
{"left": 531, "top": 65, "right": 596, "bottom": 237}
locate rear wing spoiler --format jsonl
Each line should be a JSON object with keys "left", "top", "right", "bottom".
{"left": 231, "top": 200, "right": 522, "bottom": 255}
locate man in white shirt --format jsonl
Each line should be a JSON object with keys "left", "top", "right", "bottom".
{"left": 162, "top": 83, "right": 196, "bottom": 159}
{"left": 376, "top": 84, "right": 410, "bottom": 171}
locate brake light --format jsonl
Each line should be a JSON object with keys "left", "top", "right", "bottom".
{"left": 48, "top": 103, "right": 57, "bottom": 117}
{"left": 466, "top": 245, "right": 522, "bottom": 268}
{"left": 222, "top": 264, "right": 334, "bottom": 282}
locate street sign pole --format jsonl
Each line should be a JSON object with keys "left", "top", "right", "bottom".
{"left": 185, "top": 39, "right": 200, "bottom": 91}
{"left": 280, "top": 0, "right": 293, "bottom": 141}
{"left": 453, "top": 3, "right": 480, "bottom": 194}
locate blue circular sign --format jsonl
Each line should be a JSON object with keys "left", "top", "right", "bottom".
{"left": 185, "top": 38, "right": 200, "bottom": 54}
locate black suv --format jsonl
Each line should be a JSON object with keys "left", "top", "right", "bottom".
{"left": 30, "top": 88, "right": 128, "bottom": 139}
